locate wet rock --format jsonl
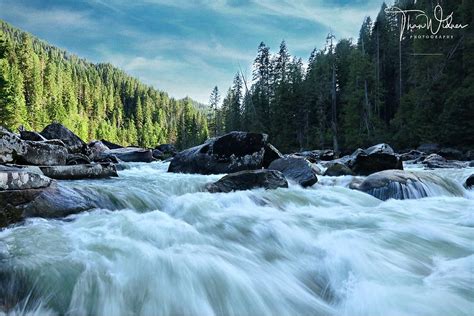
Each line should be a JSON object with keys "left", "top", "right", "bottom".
{"left": 422, "top": 153, "right": 467, "bottom": 169}
{"left": 399, "top": 150, "right": 426, "bottom": 162}
{"left": 348, "top": 143, "right": 403, "bottom": 176}
{"left": 152, "top": 149, "right": 164, "bottom": 160}
{"left": 206, "top": 169, "right": 288, "bottom": 193}
{"left": 100, "top": 147, "right": 153, "bottom": 163}
{"left": 464, "top": 175, "right": 474, "bottom": 189}
{"left": 294, "top": 149, "right": 335, "bottom": 162}
{"left": 268, "top": 156, "right": 318, "bottom": 187}
{"left": 323, "top": 162, "right": 354, "bottom": 176}
{"left": 0, "top": 166, "right": 98, "bottom": 227}
{"left": 169, "top": 131, "right": 280, "bottom": 174}
{"left": 354, "top": 169, "right": 464, "bottom": 200}
{"left": 41, "top": 123, "right": 86, "bottom": 154}
{"left": 39, "top": 163, "right": 118, "bottom": 180}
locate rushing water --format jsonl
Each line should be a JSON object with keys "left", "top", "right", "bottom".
{"left": 1, "top": 162, "right": 473, "bottom": 316}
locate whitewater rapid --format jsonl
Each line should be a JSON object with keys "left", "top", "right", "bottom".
{"left": 1, "top": 162, "right": 473, "bottom": 316}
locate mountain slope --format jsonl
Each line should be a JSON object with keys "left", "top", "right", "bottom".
{"left": 0, "top": 19, "right": 208, "bottom": 148}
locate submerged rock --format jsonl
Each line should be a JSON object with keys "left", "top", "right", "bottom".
{"left": 268, "top": 156, "right": 318, "bottom": 187}
{"left": 348, "top": 143, "right": 403, "bottom": 176}
{"left": 206, "top": 169, "right": 288, "bottom": 193}
{"left": 41, "top": 123, "right": 86, "bottom": 154}
{"left": 0, "top": 167, "right": 96, "bottom": 227}
{"left": 323, "top": 162, "right": 354, "bottom": 177}
{"left": 169, "top": 131, "right": 281, "bottom": 174}
{"left": 39, "top": 163, "right": 118, "bottom": 180}
{"left": 354, "top": 169, "right": 464, "bottom": 200}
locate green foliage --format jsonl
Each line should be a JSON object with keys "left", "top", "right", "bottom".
{"left": 0, "top": 20, "right": 208, "bottom": 149}
{"left": 216, "top": 0, "right": 472, "bottom": 152}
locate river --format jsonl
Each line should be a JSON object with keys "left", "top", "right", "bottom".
{"left": 1, "top": 162, "right": 473, "bottom": 316}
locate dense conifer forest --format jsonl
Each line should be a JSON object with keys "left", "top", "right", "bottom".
{"left": 0, "top": 20, "right": 209, "bottom": 149}
{"left": 212, "top": 0, "right": 473, "bottom": 153}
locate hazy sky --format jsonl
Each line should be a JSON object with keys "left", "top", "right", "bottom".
{"left": 0, "top": 0, "right": 385, "bottom": 103}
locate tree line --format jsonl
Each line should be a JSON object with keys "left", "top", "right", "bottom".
{"left": 210, "top": 0, "right": 473, "bottom": 153}
{"left": 0, "top": 20, "right": 209, "bottom": 149}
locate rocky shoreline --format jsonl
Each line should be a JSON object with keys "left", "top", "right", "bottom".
{"left": 1, "top": 124, "right": 473, "bottom": 228}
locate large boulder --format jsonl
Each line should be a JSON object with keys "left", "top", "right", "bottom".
{"left": 268, "top": 156, "right": 318, "bottom": 187}
{"left": 0, "top": 167, "right": 96, "bottom": 227}
{"left": 100, "top": 147, "right": 153, "bottom": 163}
{"left": 206, "top": 170, "right": 288, "bottom": 193}
{"left": 262, "top": 143, "right": 283, "bottom": 168}
{"left": 348, "top": 143, "right": 403, "bottom": 176}
{"left": 40, "top": 123, "right": 86, "bottom": 154}
{"left": 323, "top": 162, "right": 354, "bottom": 176}
{"left": 422, "top": 153, "right": 467, "bottom": 169}
{"left": 169, "top": 131, "right": 280, "bottom": 174}
{"left": 88, "top": 140, "right": 110, "bottom": 161}
{"left": 354, "top": 169, "right": 464, "bottom": 201}
{"left": 39, "top": 163, "right": 118, "bottom": 180}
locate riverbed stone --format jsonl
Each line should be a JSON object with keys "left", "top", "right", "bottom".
{"left": 41, "top": 123, "right": 87, "bottom": 154}
{"left": 206, "top": 169, "right": 288, "bottom": 193}
{"left": 268, "top": 156, "right": 318, "bottom": 187}
{"left": 39, "top": 163, "right": 118, "bottom": 180}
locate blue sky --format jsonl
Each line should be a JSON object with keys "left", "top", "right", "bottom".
{"left": 0, "top": 0, "right": 386, "bottom": 104}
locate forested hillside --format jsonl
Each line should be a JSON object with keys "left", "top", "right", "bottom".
{"left": 213, "top": 0, "right": 473, "bottom": 153}
{"left": 0, "top": 20, "right": 208, "bottom": 149}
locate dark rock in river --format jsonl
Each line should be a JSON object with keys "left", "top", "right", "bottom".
{"left": 348, "top": 143, "right": 403, "bottom": 176}
{"left": 0, "top": 167, "right": 96, "bottom": 227}
{"left": 262, "top": 143, "right": 283, "bottom": 168}
{"left": 268, "top": 156, "right": 318, "bottom": 187}
{"left": 39, "top": 163, "right": 118, "bottom": 180}
{"left": 422, "top": 153, "right": 467, "bottom": 169}
{"left": 66, "top": 153, "right": 91, "bottom": 165}
{"left": 100, "top": 139, "right": 123, "bottom": 149}
{"left": 41, "top": 123, "right": 87, "bottom": 154}
{"left": 354, "top": 169, "right": 464, "bottom": 201}
{"left": 0, "top": 127, "right": 27, "bottom": 164}
{"left": 169, "top": 131, "right": 280, "bottom": 174}
{"left": 294, "top": 149, "right": 335, "bottom": 162}
{"left": 20, "top": 141, "right": 68, "bottom": 166}
{"left": 88, "top": 140, "right": 110, "bottom": 161}
{"left": 19, "top": 130, "right": 47, "bottom": 142}
{"left": 437, "top": 148, "right": 465, "bottom": 161}
{"left": 206, "top": 169, "right": 288, "bottom": 193}
{"left": 323, "top": 162, "right": 354, "bottom": 177}
{"left": 155, "top": 144, "right": 177, "bottom": 159}
{"left": 399, "top": 150, "right": 426, "bottom": 162}
{"left": 417, "top": 143, "right": 440, "bottom": 154}
{"left": 152, "top": 149, "right": 164, "bottom": 160}
{"left": 100, "top": 147, "right": 153, "bottom": 163}
{"left": 464, "top": 175, "right": 474, "bottom": 189}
